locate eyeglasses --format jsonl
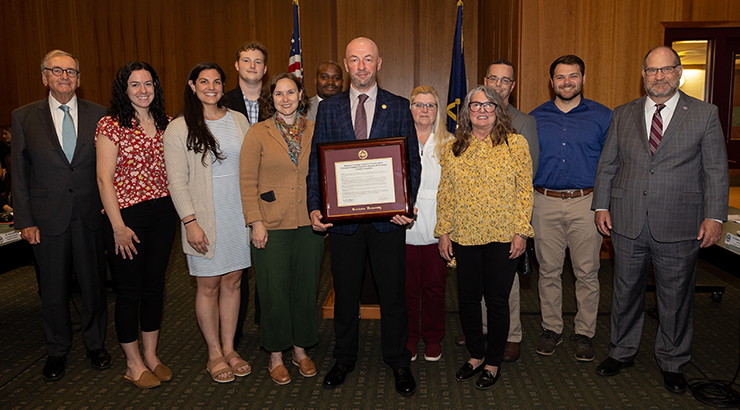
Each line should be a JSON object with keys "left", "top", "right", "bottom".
{"left": 411, "top": 102, "right": 438, "bottom": 110}
{"left": 643, "top": 65, "right": 680, "bottom": 76}
{"left": 484, "top": 76, "right": 513, "bottom": 85}
{"left": 44, "top": 67, "right": 79, "bottom": 78}
{"left": 469, "top": 101, "right": 497, "bottom": 112}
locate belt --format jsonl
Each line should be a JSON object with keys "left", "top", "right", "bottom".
{"left": 535, "top": 187, "right": 594, "bottom": 199}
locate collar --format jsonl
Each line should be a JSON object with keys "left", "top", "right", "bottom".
{"left": 644, "top": 91, "right": 680, "bottom": 114}
{"left": 349, "top": 83, "right": 378, "bottom": 102}
{"left": 49, "top": 93, "right": 78, "bottom": 111}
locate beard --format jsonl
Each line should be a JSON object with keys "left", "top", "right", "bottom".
{"left": 645, "top": 78, "right": 679, "bottom": 99}
{"left": 554, "top": 83, "right": 583, "bottom": 101}
{"left": 350, "top": 71, "right": 375, "bottom": 90}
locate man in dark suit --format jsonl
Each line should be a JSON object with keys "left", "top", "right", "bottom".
{"left": 12, "top": 50, "right": 111, "bottom": 381}
{"left": 223, "top": 41, "right": 268, "bottom": 125}
{"left": 306, "top": 61, "right": 344, "bottom": 122}
{"left": 222, "top": 41, "right": 268, "bottom": 347}
{"left": 306, "top": 37, "right": 421, "bottom": 397}
{"left": 592, "top": 46, "right": 729, "bottom": 394}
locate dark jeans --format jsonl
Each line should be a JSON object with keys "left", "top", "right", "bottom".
{"left": 104, "top": 197, "right": 177, "bottom": 344}
{"left": 454, "top": 241, "right": 517, "bottom": 367}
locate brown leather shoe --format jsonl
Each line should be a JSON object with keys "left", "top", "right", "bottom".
{"left": 150, "top": 364, "right": 173, "bottom": 382}
{"left": 123, "top": 370, "right": 161, "bottom": 389}
{"left": 503, "top": 342, "right": 520, "bottom": 362}
{"left": 269, "top": 364, "right": 291, "bottom": 385}
{"left": 292, "top": 357, "right": 317, "bottom": 378}
{"left": 454, "top": 334, "right": 466, "bottom": 346}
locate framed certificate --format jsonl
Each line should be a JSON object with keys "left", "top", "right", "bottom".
{"left": 318, "top": 137, "right": 412, "bottom": 223}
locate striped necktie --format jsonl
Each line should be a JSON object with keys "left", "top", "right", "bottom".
{"left": 649, "top": 103, "right": 665, "bottom": 156}
{"left": 60, "top": 105, "right": 77, "bottom": 162}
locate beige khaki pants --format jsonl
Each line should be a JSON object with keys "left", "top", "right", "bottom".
{"left": 532, "top": 190, "right": 601, "bottom": 337}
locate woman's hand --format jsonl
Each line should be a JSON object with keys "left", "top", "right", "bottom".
{"left": 438, "top": 234, "right": 453, "bottom": 261}
{"left": 509, "top": 234, "right": 526, "bottom": 259}
{"left": 251, "top": 221, "right": 268, "bottom": 249}
{"left": 113, "top": 225, "right": 140, "bottom": 260}
{"left": 185, "top": 221, "right": 209, "bottom": 255}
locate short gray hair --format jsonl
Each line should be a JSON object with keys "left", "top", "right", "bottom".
{"left": 40, "top": 50, "right": 80, "bottom": 74}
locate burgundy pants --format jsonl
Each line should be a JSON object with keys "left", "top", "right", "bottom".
{"left": 405, "top": 243, "right": 447, "bottom": 347}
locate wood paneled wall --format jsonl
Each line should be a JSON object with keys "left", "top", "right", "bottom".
{"left": 3, "top": 0, "right": 739, "bottom": 127}
{"left": 518, "top": 0, "right": 740, "bottom": 113}
{"left": 0, "top": 0, "right": 480, "bottom": 126}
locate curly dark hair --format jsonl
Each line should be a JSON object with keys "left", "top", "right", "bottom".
{"left": 452, "top": 85, "right": 514, "bottom": 157}
{"left": 108, "top": 61, "right": 169, "bottom": 131}
{"left": 259, "top": 72, "right": 310, "bottom": 118}
{"left": 181, "top": 62, "right": 227, "bottom": 165}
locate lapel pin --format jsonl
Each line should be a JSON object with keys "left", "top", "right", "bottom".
{"left": 382, "top": 104, "right": 387, "bottom": 109}
{"left": 683, "top": 106, "right": 688, "bottom": 110}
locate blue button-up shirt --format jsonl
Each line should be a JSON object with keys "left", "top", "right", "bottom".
{"left": 529, "top": 97, "right": 612, "bottom": 190}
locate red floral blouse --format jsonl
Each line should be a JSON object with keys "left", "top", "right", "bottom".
{"left": 95, "top": 115, "right": 171, "bottom": 209}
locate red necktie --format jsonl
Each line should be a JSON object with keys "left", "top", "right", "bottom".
{"left": 649, "top": 103, "right": 666, "bottom": 156}
{"left": 354, "top": 94, "right": 369, "bottom": 140}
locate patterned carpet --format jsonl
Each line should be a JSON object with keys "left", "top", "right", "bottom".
{"left": 0, "top": 237, "right": 739, "bottom": 409}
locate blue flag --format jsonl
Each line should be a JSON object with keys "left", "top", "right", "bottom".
{"left": 289, "top": 0, "right": 303, "bottom": 83}
{"left": 446, "top": 0, "right": 467, "bottom": 133}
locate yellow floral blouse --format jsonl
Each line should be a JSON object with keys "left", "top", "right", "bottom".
{"left": 434, "top": 133, "right": 534, "bottom": 246}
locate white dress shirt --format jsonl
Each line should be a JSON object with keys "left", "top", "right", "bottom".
{"left": 643, "top": 91, "right": 680, "bottom": 139}
{"left": 349, "top": 83, "right": 378, "bottom": 138}
{"left": 48, "top": 94, "right": 79, "bottom": 147}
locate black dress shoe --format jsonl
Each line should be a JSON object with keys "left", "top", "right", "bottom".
{"left": 595, "top": 357, "right": 634, "bottom": 377}
{"left": 87, "top": 348, "right": 112, "bottom": 370}
{"left": 475, "top": 369, "right": 502, "bottom": 390}
{"left": 43, "top": 355, "right": 66, "bottom": 381}
{"left": 393, "top": 367, "right": 416, "bottom": 397}
{"left": 455, "top": 361, "right": 485, "bottom": 381}
{"left": 322, "top": 361, "right": 355, "bottom": 388}
{"left": 663, "top": 371, "right": 687, "bottom": 394}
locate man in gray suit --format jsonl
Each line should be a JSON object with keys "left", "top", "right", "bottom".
{"left": 306, "top": 61, "right": 343, "bottom": 121}
{"left": 12, "top": 50, "right": 110, "bottom": 381}
{"left": 592, "top": 46, "right": 729, "bottom": 394}
{"left": 455, "top": 59, "right": 538, "bottom": 362}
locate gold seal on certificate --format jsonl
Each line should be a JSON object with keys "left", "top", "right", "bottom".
{"left": 317, "top": 137, "right": 412, "bottom": 223}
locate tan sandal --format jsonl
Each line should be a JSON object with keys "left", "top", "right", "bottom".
{"left": 206, "top": 357, "right": 235, "bottom": 383}
{"left": 224, "top": 351, "right": 251, "bottom": 377}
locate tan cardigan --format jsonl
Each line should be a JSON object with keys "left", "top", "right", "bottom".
{"left": 163, "top": 109, "right": 250, "bottom": 259}
{"left": 240, "top": 117, "right": 315, "bottom": 230}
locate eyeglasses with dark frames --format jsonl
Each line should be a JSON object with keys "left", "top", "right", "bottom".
{"left": 469, "top": 101, "right": 497, "bottom": 112}
{"left": 44, "top": 67, "right": 79, "bottom": 78}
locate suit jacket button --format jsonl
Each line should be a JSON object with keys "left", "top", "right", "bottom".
{"left": 643, "top": 191, "right": 647, "bottom": 195}
{"left": 68, "top": 189, "right": 73, "bottom": 193}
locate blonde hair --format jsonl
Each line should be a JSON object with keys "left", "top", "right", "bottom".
{"left": 409, "top": 85, "right": 453, "bottom": 160}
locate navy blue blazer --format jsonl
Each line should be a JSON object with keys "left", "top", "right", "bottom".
{"left": 307, "top": 88, "right": 421, "bottom": 235}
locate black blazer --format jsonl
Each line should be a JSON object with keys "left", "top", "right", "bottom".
{"left": 223, "top": 86, "right": 267, "bottom": 124}
{"left": 11, "top": 97, "right": 107, "bottom": 235}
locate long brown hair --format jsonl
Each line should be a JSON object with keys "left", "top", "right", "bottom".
{"left": 452, "top": 85, "right": 514, "bottom": 157}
